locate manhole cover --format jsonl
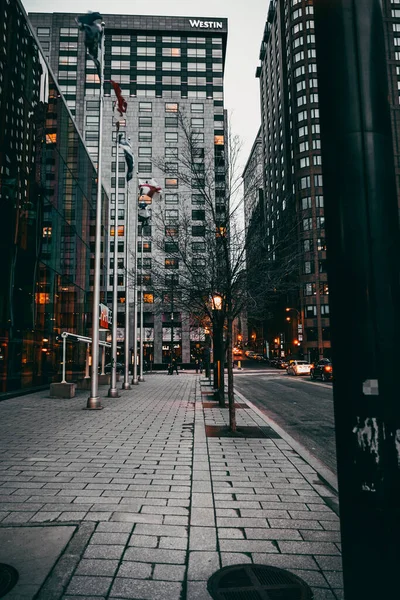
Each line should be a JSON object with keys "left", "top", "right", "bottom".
{"left": 207, "top": 564, "right": 313, "bottom": 599}
{"left": 0, "top": 563, "right": 19, "bottom": 598}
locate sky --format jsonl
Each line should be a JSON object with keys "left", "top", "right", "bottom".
{"left": 23, "top": 0, "right": 268, "bottom": 167}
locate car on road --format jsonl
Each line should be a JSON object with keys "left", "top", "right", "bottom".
{"left": 103, "top": 362, "right": 125, "bottom": 374}
{"left": 233, "top": 347, "right": 242, "bottom": 356}
{"left": 244, "top": 350, "right": 257, "bottom": 358}
{"left": 287, "top": 360, "right": 312, "bottom": 376}
{"left": 276, "top": 358, "right": 289, "bottom": 369}
{"left": 310, "top": 359, "right": 333, "bottom": 381}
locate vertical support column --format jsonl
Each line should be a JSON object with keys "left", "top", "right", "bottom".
{"left": 122, "top": 179, "right": 131, "bottom": 390}
{"left": 84, "top": 343, "right": 90, "bottom": 379}
{"left": 314, "top": 1, "right": 400, "bottom": 598}
{"left": 87, "top": 23, "right": 105, "bottom": 410}
{"left": 108, "top": 132, "right": 120, "bottom": 398}
{"left": 61, "top": 333, "right": 67, "bottom": 384}
{"left": 139, "top": 226, "right": 145, "bottom": 382}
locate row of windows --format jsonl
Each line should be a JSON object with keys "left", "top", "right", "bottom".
{"left": 299, "top": 174, "right": 323, "bottom": 189}
{"left": 304, "top": 282, "right": 329, "bottom": 296}
{"left": 84, "top": 88, "right": 224, "bottom": 100}
{"left": 305, "top": 304, "right": 330, "bottom": 318}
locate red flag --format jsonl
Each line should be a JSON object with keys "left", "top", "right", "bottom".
{"left": 110, "top": 80, "right": 127, "bottom": 116}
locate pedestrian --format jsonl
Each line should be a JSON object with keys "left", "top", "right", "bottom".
{"left": 172, "top": 357, "right": 179, "bottom": 375}
{"left": 195, "top": 359, "right": 199, "bottom": 373}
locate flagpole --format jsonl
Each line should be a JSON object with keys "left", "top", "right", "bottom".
{"left": 108, "top": 130, "right": 120, "bottom": 398}
{"left": 132, "top": 174, "right": 139, "bottom": 385}
{"left": 122, "top": 169, "right": 131, "bottom": 390}
{"left": 87, "top": 21, "right": 105, "bottom": 410}
{"left": 139, "top": 223, "right": 145, "bottom": 382}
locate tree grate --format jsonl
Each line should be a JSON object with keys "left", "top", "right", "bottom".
{"left": 0, "top": 563, "right": 19, "bottom": 598}
{"left": 205, "top": 425, "right": 280, "bottom": 439}
{"left": 207, "top": 564, "right": 313, "bottom": 600}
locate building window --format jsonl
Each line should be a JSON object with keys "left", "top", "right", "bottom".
{"left": 165, "top": 178, "right": 178, "bottom": 188}
{"left": 321, "top": 304, "right": 330, "bottom": 316}
{"left": 138, "top": 241, "right": 152, "bottom": 253}
{"left": 302, "top": 217, "right": 312, "bottom": 231}
{"left": 192, "top": 194, "right": 205, "bottom": 205}
{"left": 192, "top": 210, "right": 205, "bottom": 221}
{"left": 315, "top": 195, "right": 324, "bottom": 207}
{"left": 304, "top": 282, "right": 316, "bottom": 296}
{"left": 165, "top": 193, "right": 179, "bottom": 204}
{"left": 302, "top": 197, "right": 312, "bottom": 210}
{"left": 191, "top": 118, "right": 204, "bottom": 128}
{"left": 305, "top": 305, "right": 317, "bottom": 318}
{"left": 191, "top": 103, "right": 204, "bottom": 113}
{"left": 303, "top": 261, "right": 314, "bottom": 274}
{"left": 110, "top": 225, "right": 125, "bottom": 237}
{"left": 162, "top": 47, "right": 181, "bottom": 57}
{"left": 165, "top": 147, "right": 178, "bottom": 158}
{"left": 37, "top": 27, "right": 50, "bottom": 36}
{"left": 139, "top": 102, "right": 152, "bottom": 112}
{"left": 139, "top": 131, "right": 152, "bottom": 142}
{"left": 138, "top": 162, "right": 152, "bottom": 173}
{"left": 300, "top": 176, "right": 311, "bottom": 190}
{"left": 165, "top": 116, "right": 178, "bottom": 127}
{"left": 165, "top": 132, "right": 178, "bottom": 143}
{"left": 314, "top": 174, "right": 323, "bottom": 187}
{"left": 192, "top": 241, "right": 205, "bottom": 253}
{"left": 139, "top": 116, "right": 152, "bottom": 127}
{"left": 137, "top": 47, "right": 156, "bottom": 56}
{"left": 139, "top": 147, "right": 152, "bottom": 157}
{"left": 166, "top": 103, "right": 178, "bottom": 112}
{"left": 192, "top": 225, "right": 205, "bottom": 237}
{"left": 316, "top": 216, "right": 325, "bottom": 229}
{"left": 165, "top": 258, "right": 179, "bottom": 269}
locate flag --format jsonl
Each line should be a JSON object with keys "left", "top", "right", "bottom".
{"left": 138, "top": 179, "right": 162, "bottom": 202}
{"left": 111, "top": 80, "right": 127, "bottom": 130}
{"left": 76, "top": 12, "right": 103, "bottom": 78}
{"left": 119, "top": 135, "right": 134, "bottom": 182}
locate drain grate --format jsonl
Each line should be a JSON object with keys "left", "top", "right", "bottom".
{"left": 0, "top": 563, "right": 19, "bottom": 598}
{"left": 207, "top": 564, "right": 313, "bottom": 600}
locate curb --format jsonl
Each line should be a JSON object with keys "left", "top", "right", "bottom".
{"left": 234, "top": 387, "right": 339, "bottom": 495}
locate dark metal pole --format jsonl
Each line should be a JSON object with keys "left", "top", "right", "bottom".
{"left": 314, "top": 1, "right": 400, "bottom": 598}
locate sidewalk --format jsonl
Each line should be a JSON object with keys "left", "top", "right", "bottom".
{"left": 0, "top": 373, "right": 343, "bottom": 600}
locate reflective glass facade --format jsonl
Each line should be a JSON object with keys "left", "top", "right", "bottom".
{"left": 0, "top": 0, "right": 108, "bottom": 395}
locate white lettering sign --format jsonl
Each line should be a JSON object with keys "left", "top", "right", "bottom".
{"left": 189, "top": 19, "right": 223, "bottom": 29}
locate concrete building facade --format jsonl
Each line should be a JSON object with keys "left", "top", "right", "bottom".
{"left": 28, "top": 11, "right": 228, "bottom": 366}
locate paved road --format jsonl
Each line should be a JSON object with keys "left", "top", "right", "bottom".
{"left": 234, "top": 367, "right": 337, "bottom": 474}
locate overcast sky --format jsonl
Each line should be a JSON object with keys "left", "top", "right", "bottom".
{"left": 23, "top": 0, "right": 268, "bottom": 166}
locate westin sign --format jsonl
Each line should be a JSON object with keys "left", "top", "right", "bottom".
{"left": 189, "top": 19, "right": 223, "bottom": 29}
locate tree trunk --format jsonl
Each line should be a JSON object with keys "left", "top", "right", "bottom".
{"left": 227, "top": 313, "right": 236, "bottom": 432}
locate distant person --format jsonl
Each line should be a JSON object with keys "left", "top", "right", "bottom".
{"left": 171, "top": 357, "right": 179, "bottom": 375}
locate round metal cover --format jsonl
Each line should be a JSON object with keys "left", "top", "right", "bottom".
{"left": 0, "top": 563, "right": 19, "bottom": 598}
{"left": 207, "top": 564, "right": 313, "bottom": 600}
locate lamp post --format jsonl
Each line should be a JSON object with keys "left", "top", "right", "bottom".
{"left": 87, "top": 21, "right": 105, "bottom": 410}
{"left": 212, "top": 293, "right": 224, "bottom": 407}
{"left": 108, "top": 131, "right": 120, "bottom": 398}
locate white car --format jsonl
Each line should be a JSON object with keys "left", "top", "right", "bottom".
{"left": 287, "top": 360, "right": 312, "bottom": 376}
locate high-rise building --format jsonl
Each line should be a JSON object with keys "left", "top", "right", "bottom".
{"left": 250, "top": 0, "right": 400, "bottom": 364}
{"left": 29, "top": 12, "right": 228, "bottom": 366}
{"left": 0, "top": 0, "right": 109, "bottom": 396}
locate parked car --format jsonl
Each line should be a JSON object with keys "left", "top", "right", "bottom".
{"left": 276, "top": 358, "right": 289, "bottom": 369}
{"left": 245, "top": 350, "right": 257, "bottom": 358}
{"left": 253, "top": 353, "right": 268, "bottom": 362}
{"left": 103, "top": 362, "right": 124, "bottom": 374}
{"left": 233, "top": 347, "right": 242, "bottom": 356}
{"left": 287, "top": 360, "right": 312, "bottom": 376}
{"left": 310, "top": 359, "right": 333, "bottom": 381}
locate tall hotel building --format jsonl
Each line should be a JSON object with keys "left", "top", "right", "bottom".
{"left": 28, "top": 12, "right": 228, "bottom": 365}
{"left": 254, "top": 0, "right": 328, "bottom": 363}
{"left": 251, "top": 0, "right": 400, "bottom": 363}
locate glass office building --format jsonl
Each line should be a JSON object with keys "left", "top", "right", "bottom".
{"left": 0, "top": 0, "right": 108, "bottom": 395}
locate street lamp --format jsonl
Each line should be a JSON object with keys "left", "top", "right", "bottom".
{"left": 211, "top": 293, "right": 224, "bottom": 406}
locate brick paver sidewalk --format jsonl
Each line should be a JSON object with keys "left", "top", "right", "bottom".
{"left": 0, "top": 374, "right": 343, "bottom": 599}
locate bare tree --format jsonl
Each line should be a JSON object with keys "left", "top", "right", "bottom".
{"left": 150, "top": 109, "right": 299, "bottom": 432}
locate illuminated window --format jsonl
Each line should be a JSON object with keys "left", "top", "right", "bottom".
{"left": 165, "top": 178, "right": 178, "bottom": 188}
{"left": 162, "top": 48, "right": 181, "bottom": 57}
{"left": 166, "top": 103, "right": 178, "bottom": 112}
{"left": 46, "top": 133, "right": 57, "bottom": 144}
{"left": 42, "top": 227, "right": 52, "bottom": 238}
{"left": 110, "top": 225, "right": 125, "bottom": 237}
{"left": 143, "top": 293, "right": 154, "bottom": 303}
{"left": 214, "top": 135, "right": 224, "bottom": 145}
{"left": 165, "top": 258, "right": 179, "bottom": 269}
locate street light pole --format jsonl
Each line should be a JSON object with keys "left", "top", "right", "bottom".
{"left": 108, "top": 131, "right": 120, "bottom": 398}
{"left": 138, "top": 223, "right": 145, "bottom": 382}
{"left": 122, "top": 178, "right": 131, "bottom": 390}
{"left": 87, "top": 22, "right": 105, "bottom": 410}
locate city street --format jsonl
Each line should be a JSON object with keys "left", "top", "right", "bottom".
{"left": 234, "top": 364, "right": 337, "bottom": 474}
